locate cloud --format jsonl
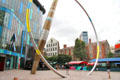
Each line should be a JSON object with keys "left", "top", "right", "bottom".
{"left": 39, "top": 0, "right": 120, "bottom": 48}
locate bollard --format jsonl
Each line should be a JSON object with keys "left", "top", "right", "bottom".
{"left": 14, "top": 77, "right": 18, "bottom": 80}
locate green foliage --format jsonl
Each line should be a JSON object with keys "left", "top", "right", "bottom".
{"left": 48, "top": 56, "right": 57, "bottom": 62}
{"left": 44, "top": 56, "right": 49, "bottom": 60}
{"left": 57, "top": 54, "right": 72, "bottom": 65}
{"left": 46, "top": 54, "right": 72, "bottom": 65}
{"left": 73, "top": 38, "right": 87, "bottom": 61}
{"left": 107, "top": 52, "right": 114, "bottom": 58}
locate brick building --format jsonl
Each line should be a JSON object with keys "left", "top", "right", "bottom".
{"left": 86, "top": 39, "right": 110, "bottom": 60}
{"left": 59, "top": 44, "right": 75, "bottom": 60}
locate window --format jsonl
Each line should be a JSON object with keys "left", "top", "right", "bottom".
{"left": 55, "top": 47, "right": 57, "bottom": 50}
{"left": 2, "top": 0, "right": 6, "bottom": 3}
{"left": 0, "top": 10, "right": 5, "bottom": 27}
{"left": 30, "top": 9, "right": 33, "bottom": 20}
{"left": 49, "top": 44, "right": 50, "bottom": 47}
{"left": 53, "top": 48, "right": 54, "bottom": 51}
{"left": 51, "top": 44, "right": 52, "bottom": 47}
{"left": 51, "top": 39, "right": 53, "bottom": 43}
{"left": 51, "top": 48, "right": 52, "bottom": 51}
{"left": 19, "top": 2, "right": 23, "bottom": 14}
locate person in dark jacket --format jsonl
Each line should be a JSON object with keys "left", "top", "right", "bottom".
{"left": 66, "top": 64, "right": 70, "bottom": 75}
{"left": 107, "top": 61, "right": 111, "bottom": 79}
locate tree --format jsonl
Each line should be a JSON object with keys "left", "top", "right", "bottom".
{"left": 57, "top": 54, "right": 72, "bottom": 65}
{"left": 73, "top": 38, "right": 87, "bottom": 61}
{"left": 45, "top": 54, "right": 72, "bottom": 65}
{"left": 107, "top": 52, "right": 114, "bottom": 58}
{"left": 48, "top": 56, "right": 57, "bottom": 63}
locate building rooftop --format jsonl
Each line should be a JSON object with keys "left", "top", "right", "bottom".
{"left": 33, "top": 0, "right": 46, "bottom": 14}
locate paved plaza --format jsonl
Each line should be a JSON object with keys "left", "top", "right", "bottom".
{"left": 0, "top": 70, "right": 120, "bottom": 80}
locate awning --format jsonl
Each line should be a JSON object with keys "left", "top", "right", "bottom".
{"left": 90, "top": 58, "right": 120, "bottom": 62}
{"left": 68, "top": 61, "right": 88, "bottom": 65}
{"left": 114, "top": 63, "right": 120, "bottom": 65}
{"left": 87, "top": 62, "right": 94, "bottom": 66}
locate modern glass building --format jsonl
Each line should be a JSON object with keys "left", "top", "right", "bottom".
{"left": 80, "top": 31, "right": 88, "bottom": 44}
{"left": 0, "top": 0, "right": 45, "bottom": 70}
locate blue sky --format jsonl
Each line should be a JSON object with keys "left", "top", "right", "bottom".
{"left": 39, "top": 0, "right": 120, "bottom": 48}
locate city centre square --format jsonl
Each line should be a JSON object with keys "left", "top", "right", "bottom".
{"left": 0, "top": 0, "right": 120, "bottom": 80}
{"left": 0, "top": 70, "right": 120, "bottom": 80}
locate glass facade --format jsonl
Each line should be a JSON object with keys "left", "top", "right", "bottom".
{"left": 81, "top": 31, "right": 88, "bottom": 44}
{"left": 0, "top": 0, "right": 44, "bottom": 70}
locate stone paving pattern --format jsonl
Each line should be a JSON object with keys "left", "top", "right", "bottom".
{"left": 0, "top": 70, "right": 120, "bottom": 80}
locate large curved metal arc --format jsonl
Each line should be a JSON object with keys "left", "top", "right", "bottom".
{"left": 75, "top": 0, "right": 100, "bottom": 75}
{"left": 26, "top": 2, "right": 66, "bottom": 78}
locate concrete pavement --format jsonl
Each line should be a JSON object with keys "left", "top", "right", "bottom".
{"left": 0, "top": 70, "right": 120, "bottom": 80}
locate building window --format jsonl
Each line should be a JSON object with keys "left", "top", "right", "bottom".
{"left": 51, "top": 39, "right": 53, "bottom": 43}
{"left": 30, "top": 9, "right": 33, "bottom": 20}
{"left": 47, "top": 44, "right": 48, "bottom": 47}
{"left": 49, "top": 44, "right": 50, "bottom": 47}
{"left": 55, "top": 47, "right": 57, "bottom": 50}
{"left": 2, "top": 0, "right": 6, "bottom": 4}
{"left": 51, "top": 44, "right": 52, "bottom": 47}
{"left": 19, "top": 2, "right": 23, "bottom": 14}
{"left": 0, "top": 10, "right": 5, "bottom": 27}
{"left": 53, "top": 48, "right": 54, "bottom": 51}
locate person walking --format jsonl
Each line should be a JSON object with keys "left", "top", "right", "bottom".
{"left": 107, "top": 61, "right": 111, "bottom": 79}
{"left": 66, "top": 64, "right": 70, "bottom": 75}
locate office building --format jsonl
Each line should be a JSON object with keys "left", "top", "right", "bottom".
{"left": 80, "top": 31, "right": 88, "bottom": 44}
{"left": 0, "top": 0, "right": 45, "bottom": 70}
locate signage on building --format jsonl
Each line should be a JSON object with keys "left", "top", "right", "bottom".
{"left": 115, "top": 43, "right": 120, "bottom": 49}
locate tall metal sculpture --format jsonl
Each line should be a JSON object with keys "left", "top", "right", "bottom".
{"left": 26, "top": 0, "right": 66, "bottom": 78}
{"left": 75, "top": 0, "right": 100, "bottom": 75}
{"left": 26, "top": 0, "right": 100, "bottom": 78}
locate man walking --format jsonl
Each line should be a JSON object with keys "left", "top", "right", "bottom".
{"left": 107, "top": 61, "right": 111, "bottom": 79}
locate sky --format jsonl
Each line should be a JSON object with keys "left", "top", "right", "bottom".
{"left": 38, "top": 0, "right": 120, "bottom": 48}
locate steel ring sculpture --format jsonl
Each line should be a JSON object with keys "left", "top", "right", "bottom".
{"left": 26, "top": 0, "right": 66, "bottom": 78}
{"left": 26, "top": 0, "right": 100, "bottom": 78}
{"left": 75, "top": 0, "right": 100, "bottom": 75}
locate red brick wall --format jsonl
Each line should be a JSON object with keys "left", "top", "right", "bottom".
{"left": 86, "top": 40, "right": 109, "bottom": 60}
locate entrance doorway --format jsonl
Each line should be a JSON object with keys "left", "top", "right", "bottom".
{"left": 0, "top": 56, "right": 5, "bottom": 71}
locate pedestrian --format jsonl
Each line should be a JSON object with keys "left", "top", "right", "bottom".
{"left": 66, "top": 64, "right": 70, "bottom": 75}
{"left": 106, "top": 61, "right": 111, "bottom": 79}
{"left": 62, "top": 65, "right": 64, "bottom": 69}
